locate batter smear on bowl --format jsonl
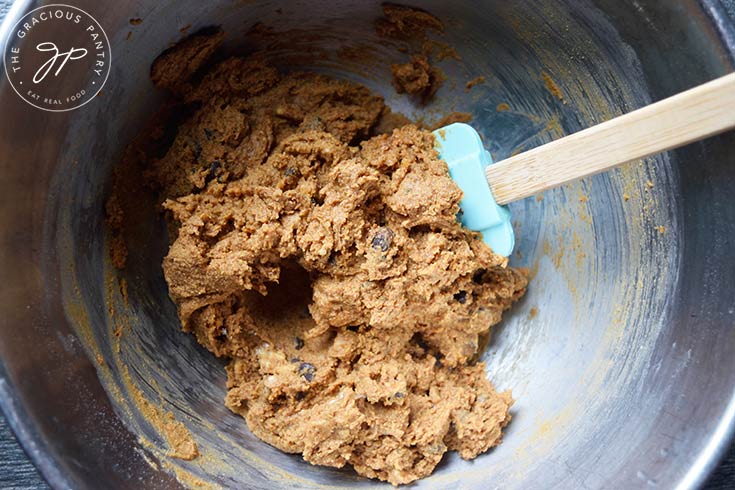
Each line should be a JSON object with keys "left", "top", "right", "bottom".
{"left": 131, "top": 30, "right": 527, "bottom": 485}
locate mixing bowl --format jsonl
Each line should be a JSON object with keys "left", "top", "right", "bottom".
{"left": 1, "top": 1, "right": 735, "bottom": 488}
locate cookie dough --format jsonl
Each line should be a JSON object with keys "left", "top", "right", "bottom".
{"left": 143, "top": 34, "right": 526, "bottom": 485}
{"left": 377, "top": 4, "right": 447, "bottom": 102}
{"left": 375, "top": 3, "right": 444, "bottom": 39}
{"left": 391, "top": 54, "right": 444, "bottom": 101}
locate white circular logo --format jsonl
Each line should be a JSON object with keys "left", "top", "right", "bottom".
{"left": 3, "top": 4, "right": 111, "bottom": 112}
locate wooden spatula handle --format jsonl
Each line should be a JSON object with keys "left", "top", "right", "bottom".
{"left": 485, "top": 72, "right": 735, "bottom": 205}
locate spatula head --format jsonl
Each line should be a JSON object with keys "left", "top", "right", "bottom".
{"left": 433, "top": 123, "right": 514, "bottom": 257}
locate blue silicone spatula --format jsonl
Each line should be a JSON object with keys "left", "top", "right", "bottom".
{"left": 434, "top": 72, "right": 735, "bottom": 257}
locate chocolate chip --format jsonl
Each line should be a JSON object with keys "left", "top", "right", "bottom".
{"left": 294, "top": 337, "right": 304, "bottom": 350}
{"left": 284, "top": 167, "right": 297, "bottom": 177}
{"left": 453, "top": 290, "right": 467, "bottom": 304}
{"left": 191, "top": 139, "right": 202, "bottom": 158}
{"left": 205, "top": 160, "right": 221, "bottom": 183}
{"left": 394, "top": 392, "right": 405, "bottom": 399}
{"left": 472, "top": 268, "right": 486, "bottom": 284}
{"left": 370, "top": 227, "right": 395, "bottom": 252}
{"left": 295, "top": 391, "right": 305, "bottom": 400}
{"left": 298, "top": 362, "right": 316, "bottom": 382}
{"left": 411, "top": 333, "right": 428, "bottom": 351}
{"left": 203, "top": 128, "right": 213, "bottom": 140}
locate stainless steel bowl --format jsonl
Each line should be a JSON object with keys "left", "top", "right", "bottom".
{"left": 1, "top": 1, "right": 734, "bottom": 489}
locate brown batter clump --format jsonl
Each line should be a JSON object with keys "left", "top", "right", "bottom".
{"left": 391, "top": 54, "right": 445, "bottom": 101}
{"left": 150, "top": 29, "right": 226, "bottom": 97}
{"left": 131, "top": 32, "right": 527, "bottom": 485}
{"left": 375, "top": 3, "right": 444, "bottom": 39}
{"left": 377, "top": 4, "right": 448, "bottom": 103}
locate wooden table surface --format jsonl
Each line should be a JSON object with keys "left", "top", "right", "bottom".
{"left": 1, "top": 411, "right": 733, "bottom": 489}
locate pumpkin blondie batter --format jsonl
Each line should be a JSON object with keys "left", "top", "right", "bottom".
{"left": 143, "top": 32, "right": 527, "bottom": 485}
